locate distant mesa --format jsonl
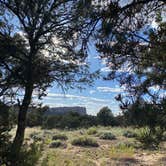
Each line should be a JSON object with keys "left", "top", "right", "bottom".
{"left": 46, "top": 106, "right": 87, "bottom": 115}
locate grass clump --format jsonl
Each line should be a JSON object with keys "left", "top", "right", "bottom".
{"left": 136, "top": 127, "right": 163, "bottom": 149}
{"left": 71, "top": 136, "right": 99, "bottom": 147}
{"left": 87, "top": 127, "right": 97, "bottom": 135}
{"left": 49, "top": 140, "right": 66, "bottom": 148}
{"left": 123, "top": 130, "right": 137, "bottom": 138}
{"left": 110, "top": 143, "right": 135, "bottom": 159}
{"left": 99, "top": 132, "right": 116, "bottom": 140}
{"left": 52, "top": 134, "right": 68, "bottom": 141}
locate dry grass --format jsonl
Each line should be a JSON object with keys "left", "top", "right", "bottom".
{"left": 10, "top": 126, "right": 166, "bottom": 166}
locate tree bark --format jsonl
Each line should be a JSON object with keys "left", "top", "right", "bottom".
{"left": 10, "top": 85, "right": 33, "bottom": 165}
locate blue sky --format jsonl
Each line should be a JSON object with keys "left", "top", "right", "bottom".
{"left": 41, "top": 45, "right": 124, "bottom": 115}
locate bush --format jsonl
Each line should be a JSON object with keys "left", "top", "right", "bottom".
{"left": 123, "top": 131, "right": 137, "bottom": 138}
{"left": 71, "top": 137, "right": 99, "bottom": 147}
{"left": 49, "top": 141, "right": 66, "bottom": 148}
{"left": 99, "top": 132, "right": 116, "bottom": 140}
{"left": 17, "top": 142, "right": 42, "bottom": 166}
{"left": 52, "top": 134, "right": 68, "bottom": 141}
{"left": 136, "top": 127, "right": 163, "bottom": 149}
{"left": 110, "top": 143, "right": 135, "bottom": 159}
{"left": 87, "top": 127, "right": 97, "bottom": 135}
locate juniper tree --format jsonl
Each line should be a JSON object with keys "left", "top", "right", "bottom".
{"left": 0, "top": 0, "right": 98, "bottom": 163}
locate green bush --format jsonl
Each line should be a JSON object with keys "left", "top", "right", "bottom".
{"left": 87, "top": 127, "right": 97, "bottom": 135}
{"left": 136, "top": 127, "right": 163, "bottom": 149}
{"left": 18, "top": 142, "right": 42, "bottom": 166}
{"left": 99, "top": 132, "right": 116, "bottom": 140}
{"left": 49, "top": 141, "right": 66, "bottom": 148}
{"left": 52, "top": 134, "right": 68, "bottom": 141}
{"left": 71, "top": 137, "right": 99, "bottom": 147}
{"left": 123, "top": 130, "right": 137, "bottom": 138}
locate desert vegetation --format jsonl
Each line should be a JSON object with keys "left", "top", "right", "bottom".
{"left": 0, "top": 0, "right": 166, "bottom": 165}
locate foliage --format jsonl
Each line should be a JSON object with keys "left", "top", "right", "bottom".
{"left": 18, "top": 142, "right": 42, "bottom": 166}
{"left": 97, "top": 107, "right": 116, "bottom": 126}
{"left": 52, "top": 134, "right": 68, "bottom": 141}
{"left": 136, "top": 127, "right": 163, "bottom": 149}
{"left": 99, "top": 132, "right": 116, "bottom": 140}
{"left": 43, "top": 112, "right": 99, "bottom": 129}
{"left": 0, "top": 0, "right": 98, "bottom": 159}
{"left": 123, "top": 131, "right": 137, "bottom": 138}
{"left": 87, "top": 127, "right": 98, "bottom": 135}
{"left": 27, "top": 106, "right": 49, "bottom": 127}
{"left": 0, "top": 102, "right": 12, "bottom": 165}
{"left": 71, "top": 136, "right": 99, "bottom": 147}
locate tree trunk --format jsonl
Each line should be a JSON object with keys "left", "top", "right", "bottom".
{"left": 10, "top": 85, "right": 33, "bottom": 165}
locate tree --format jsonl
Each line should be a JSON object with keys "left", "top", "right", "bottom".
{"left": 0, "top": 0, "right": 98, "bottom": 163}
{"left": 26, "top": 105, "right": 49, "bottom": 127}
{"left": 97, "top": 106, "right": 115, "bottom": 126}
{"left": 77, "top": 0, "right": 166, "bottom": 126}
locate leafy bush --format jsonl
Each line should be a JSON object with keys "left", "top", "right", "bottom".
{"left": 123, "top": 131, "right": 137, "bottom": 138}
{"left": 71, "top": 137, "right": 99, "bottom": 147}
{"left": 87, "top": 127, "right": 97, "bottom": 135}
{"left": 49, "top": 141, "right": 66, "bottom": 148}
{"left": 99, "top": 132, "right": 116, "bottom": 140}
{"left": 18, "top": 142, "right": 42, "bottom": 166}
{"left": 52, "top": 134, "right": 68, "bottom": 141}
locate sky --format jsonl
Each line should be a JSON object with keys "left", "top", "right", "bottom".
{"left": 4, "top": 0, "right": 164, "bottom": 116}
{"left": 39, "top": 0, "right": 163, "bottom": 116}
{"left": 41, "top": 45, "right": 124, "bottom": 115}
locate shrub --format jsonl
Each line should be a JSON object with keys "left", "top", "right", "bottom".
{"left": 71, "top": 137, "right": 99, "bottom": 147}
{"left": 123, "top": 131, "right": 137, "bottom": 138}
{"left": 110, "top": 143, "right": 135, "bottom": 159}
{"left": 18, "top": 142, "right": 42, "bottom": 166}
{"left": 136, "top": 127, "right": 163, "bottom": 149}
{"left": 52, "top": 134, "right": 68, "bottom": 141}
{"left": 87, "top": 127, "right": 97, "bottom": 135}
{"left": 49, "top": 141, "right": 66, "bottom": 148}
{"left": 99, "top": 132, "right": 116, "bottom": 140}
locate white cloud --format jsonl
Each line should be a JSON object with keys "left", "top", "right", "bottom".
{"left": 97, "top": 86, "right": 124, "bottom": 93}
{"left": 89, "top": 90, "right": 96, "bottom": 94}
{"left": 46, "top": 93, "right": 110, "bottom": 103}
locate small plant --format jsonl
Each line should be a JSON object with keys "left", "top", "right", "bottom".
{"left": 99, "top": 132, "right": 116, "bottom": 140}
{"left": 52, "top": 134, "right": 68, "bottom": 141}
{"left": 71, "top": 136, "right": 99, "bottom": 147}
{"left": 110, "top": 143, "right": 135, "bottom": 159}
{"left": 87, "top": 127, "right": 97, "bottom": 135}
{"left": 123, "top": 131, "right": 137, "bottom": 138}
{"left": 49, "top": 141, "right": 66, "bottom": 148}
{"left": 136, "top": 127, "right": 163, "bottom": 149}
{"left": 18, "top": 141, "right": 42, "bottom": 166}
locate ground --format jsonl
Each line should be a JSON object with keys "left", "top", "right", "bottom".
{"left": 11, "top": 127, "right": 166, "bottom": 166}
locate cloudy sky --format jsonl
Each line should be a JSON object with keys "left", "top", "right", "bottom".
{"left": 40, "top": 45, "right": 125, "bottom": 115}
